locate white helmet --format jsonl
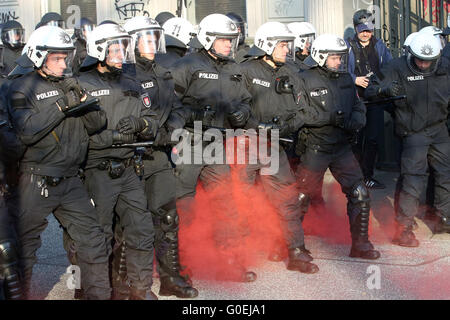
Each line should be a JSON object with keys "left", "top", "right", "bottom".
{"left": 309, "top": 34, "right": 349, "bottom": 72}
{"left": 253, "top": 22, "right": 295, "bottom": 56}
{"left": 21, "top": 25, "right": 75, "bottom": 77}
{"left": 196, "top": 13, "right": 239, "bottom": 59}
{"left": 83, "top": 23, "right": 135, "bottom": 68}
{"left": 287, "top": 22, "right": 316, "bottom": 52}
{"left": 419, "top": 25, "right": 445, "bottom": 49}
{"left": 407, "top": 31, "right": 441, "bottom": 76}
{"left": 123, "top": 16, "right": 166, "bottom": 56}
{"left": 402, "top": 32, "right": 419, "bottom": 56}
{"left": 163, "top": 17, "right": 195, "bottom": 49}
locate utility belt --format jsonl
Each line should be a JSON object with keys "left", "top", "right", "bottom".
{"left": 32, "top": 174, "right": 77, "bottom": 198}
{"left": 96, "top": 152, "right": 145, "bottom": 179}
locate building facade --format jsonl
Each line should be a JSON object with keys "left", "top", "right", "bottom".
{"left": 1, "top": 0, "right": 449, "bottom": 56}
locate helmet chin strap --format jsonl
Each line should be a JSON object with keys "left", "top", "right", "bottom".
{"left": 209, "top": 48, "right": 233, "bottom": 62}
{"left": 40, "top": 65, "right": 65, "bottom": 82}
{"left": 266, "top": 54, "right": 285, "bottom": 68}
{"left": 100, "top": 60, "right": 123, "bottom": 77}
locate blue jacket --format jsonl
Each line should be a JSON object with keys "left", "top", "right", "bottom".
{"left": 346, "top": 36, "right": 393, "bottom": 83}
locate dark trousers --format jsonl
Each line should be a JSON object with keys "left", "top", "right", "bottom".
{"left": 353, "top": 105, "right": 385, "bottom": 179}
{"left": 15, "top": 174, "right": 111, "bottom": 299}
{"left": 296, "top": 144, "right": 365, "bottom": 225}
{"left": 397, "top": 124, "right": 450, "bottom": 226}
{"left": 84, "top": 166, "right": 155, "bottom": 290}
{"left": 237, "top": 143, "right": 306, "bottom": 249}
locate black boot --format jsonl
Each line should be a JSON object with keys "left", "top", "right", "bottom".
{"left": 159, "top": 275, "right": 198, "bottom": 298}
{"left": 434, "top": 215, "right": 450, "bottom": 234}
{"left": 111, "top": 240, "right": 130, "bottom": 300}
{"left": 392, "top": 224, "right": 420, "bottom": 247}
{"left": 129, "top": 287, "right": 158, "bottom": 300}
{"left": 287, "top": 246, "right": 319, "bottom": 274}
{"left": 0, "top": 241, "right": 23, "bottom": 300}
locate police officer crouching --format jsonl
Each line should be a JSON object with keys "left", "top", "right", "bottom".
{"left": 77, "top": 23, "right": 160, "bottom": 300}
{"left": 6, "top": 26, "right": 111, "bottom": 299}
{"left": 296, "top": 34, "right": 380, "bottom": 260}
{"left": 366, "top": 32, "right": 450, "bottom": 243}
{"left": 122, "top": 16, "right": 198, "bottom": 299}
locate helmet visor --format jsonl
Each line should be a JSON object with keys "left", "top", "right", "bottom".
{"left": 80, "top": 24, "right": 95, "bottom": 41}
{"left": 211, "top": 35, "right": 239, "bottom": 60}
{"left": 272, "top": 39, "right": 295, "bottom": 64}
{"left": 105, "top": 37, "right": 136, "bottom": 66}
{"left": 406, "top": 51, "right": 440, "bottom": 76}
{"left": 135, "top": 29, "right": 166, "bottom": 55}
{"left": 3, "top": 29, "right": 25, "bottom": 47}
{"left": 325, "top": 52, "right": 349, "bottom": 73}
{"left": 45, "top": 20, "right": 66, "bottom": 29}
{"left": 298, "top": 34, "right": 315, "bottom": 52}
{"left": 42, "top": 49, "right": 76, "bottom": 78}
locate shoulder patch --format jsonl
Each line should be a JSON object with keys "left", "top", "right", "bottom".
{"left": 142, "top": 93, "right": 151, "bottom": 108}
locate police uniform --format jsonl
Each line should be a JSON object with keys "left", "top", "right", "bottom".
{"left": 296, "top": 62, "right": 380, "bottom": 259}
{"left": 77, "top": 67, "right": 159, "bottom": 298}
{"left": 239, "top": 57, "right": 308, "bottom": 254}
{"left": 7, "top": 71, "right": 111, "bottom": 299}
{"left": 366, "top": 56, "right": 450, "bottom": 231}
{"left": 170, "top": 49, "right": 255, "bottom": 280}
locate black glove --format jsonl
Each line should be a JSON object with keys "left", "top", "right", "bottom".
{"left": 379, "top": 81, "right": 402, "bottom": 97}
{"left": 117, "top": 115, "right": 148, "bottom": 134}
{"left": 57, "top": 90, "right": 82, "bottom": 115}
{"left": 112, "top": 130, "right": 136, "bottom": 144}
{"left": 258, "top": 119, "right": 290, "bottom": 137}
{"left": 59, "top": 77, "right": 83, "bottom": 95}
{"left": 331, "top": 110, "right": 346, "bottom": 128}
{"left": 228, "top": 109, "right": 250, "bottom": 128}
{"left": 192, "top": 106, "right": 216, "bottom": 124}
{"left": 154, "top": 127, "right": 171, "bottom": 146}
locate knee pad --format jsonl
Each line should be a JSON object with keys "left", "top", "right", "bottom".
{"left": 157, "top": 202, "right": 179, "bottom": 235}
{"left": 348, "top": 182, "right": 370, "bottom": 220}
{"left": 0, "top": 241, "right": 19, "bottom": 269}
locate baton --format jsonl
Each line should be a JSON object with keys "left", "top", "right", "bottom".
{"left": 112, "top": 141, "right": 154, "bottom": 148}
{"left": 362, "top": 95, "right": 406, "bottom": 105}
{"left": 64, "top": 98, "right": 100, "bottom": 116}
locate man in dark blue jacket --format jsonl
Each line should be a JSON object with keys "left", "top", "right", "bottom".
{"left": 347, "top": 9, "right": 392, "bottom": 189}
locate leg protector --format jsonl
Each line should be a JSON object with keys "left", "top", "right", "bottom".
{"left": 347, "top": 182, "right": 380, "bottom": 260}
{"left": 0, "top": 241, "right": 22, "bottom": 300}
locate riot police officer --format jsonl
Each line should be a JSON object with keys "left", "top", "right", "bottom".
{"left": 296, "top": 34, "right": 380, "bottom": 260}
{"left": 78, "top": 23, "right": 159, "bottom": 300}
{"left": 287, "top": 22, "right": 316, "bottom": 70}
{"left": 156, "top": 17, "right": 196, "bottom": 69}
{"left": 366, "top": 32, "right": 450, "bottom": 243}
{"left": 36, "top": 12, "right": 65, "bottom": 30}
{"left": 121, "top": 16, "right": 198, "bottom": 299}
{"left": 6, "top": 26, "right": 111, "bottom": 299}
{"left": 239, "top": 21, "right": 319, "bottom": 274}
{"left": 225, "top": 12, "right": 249, "bottom": 63}
{"left": 170, "top": 13, "right": 256, "bottom": 282}
{"left": 72, "top": 17, "right": 95, "bottom": 75}
{"left": 0, "top": 20, "right": 25, "bottom": 79}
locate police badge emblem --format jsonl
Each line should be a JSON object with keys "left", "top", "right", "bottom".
{"left": 142, "top": 94, "right": 151, "bottom": 108}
